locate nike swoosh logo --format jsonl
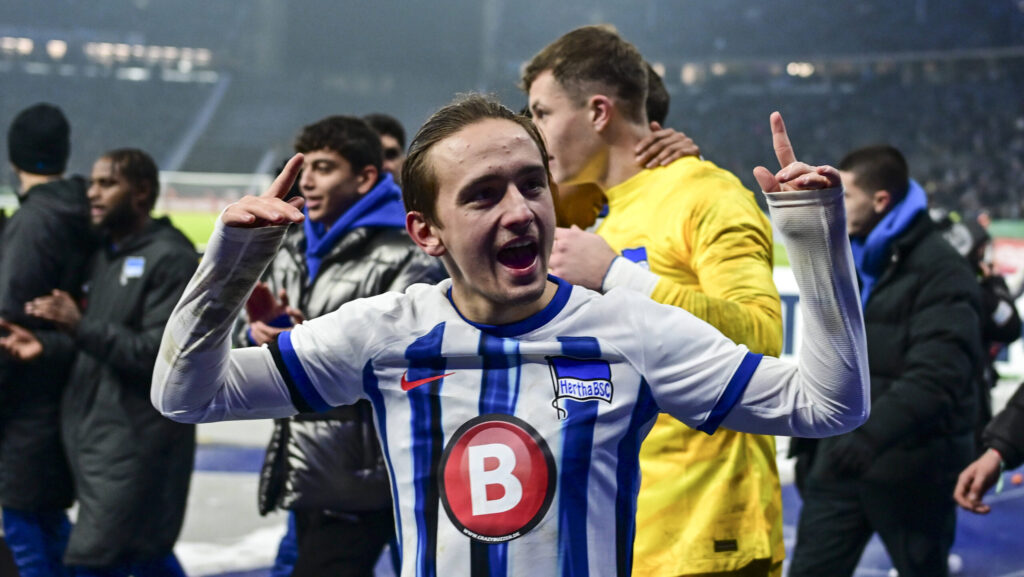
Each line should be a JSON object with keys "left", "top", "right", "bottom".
{"left": 400, "top": 371, "right": 455, "bottom": 391}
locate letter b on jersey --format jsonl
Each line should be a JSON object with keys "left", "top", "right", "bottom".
{"left": 468, "top": 443, "right": 522, "bottom": 516}
{"left": 440, "top": 415, "right": 556, "bottom": 542}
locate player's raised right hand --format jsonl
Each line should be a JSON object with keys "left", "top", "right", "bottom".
{"left": 752, "top": 112, "right": 840, "bottom": 193}
{"left": 221, "top": 153, "right": 306, "bottom": 228}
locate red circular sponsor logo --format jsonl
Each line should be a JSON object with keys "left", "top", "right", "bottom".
{"left": 439, "top": 414, "right": 556, "bottom": 543}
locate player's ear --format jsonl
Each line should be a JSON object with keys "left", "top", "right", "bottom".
{"left": 406, "top": 211, "right": 446, "bottom": 257}
{"left": 589, "top": 95, "right": 613, "bottom": 133}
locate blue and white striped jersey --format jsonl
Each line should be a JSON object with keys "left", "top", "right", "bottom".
{"left": 273, "top": 276, "right": 760, "bottom": 577}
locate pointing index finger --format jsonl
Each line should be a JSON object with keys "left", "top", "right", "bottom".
{"left": 263, "top": 153, "right": 304, "bottom": 199}
{"left": 770, "top": 112, "right": 798, "bottom": 168}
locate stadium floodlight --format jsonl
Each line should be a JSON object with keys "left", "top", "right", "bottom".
{"left": 680, "top": 63, "right": 699, "bottom": 85}
{"left": 46, "top": 40, "right": 67, "bottom": 60}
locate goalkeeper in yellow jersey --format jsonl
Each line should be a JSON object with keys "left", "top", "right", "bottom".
{"left": 525, "top": 26, "right": 785, "bottom": 577}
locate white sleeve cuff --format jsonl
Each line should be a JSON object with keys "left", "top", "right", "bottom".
{"left": 601, "top": 256, "right": 661, "bottom": 296}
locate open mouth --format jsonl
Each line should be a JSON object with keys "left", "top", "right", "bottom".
{"left": 496, "top": 239, "right": 539, "bottom": 270}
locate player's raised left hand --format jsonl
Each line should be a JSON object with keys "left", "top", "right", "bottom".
{"left": 753, "top": 112, "right": 840, "bottom": 193}
{"left": 222, "top": 153, "right": 306, "bottom": 228}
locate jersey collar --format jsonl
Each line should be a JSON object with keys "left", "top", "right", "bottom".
{"left": 446, "top": 275, "right": 572, "bottom": 338}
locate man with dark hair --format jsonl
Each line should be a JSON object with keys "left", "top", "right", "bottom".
{"left": 151, "top": 94, "right": 870, "bottom": 577}
{"left": 788, "top": 145, "right": 981, "bottom": 577}
{"left": 364, "top": 112, "right": 407, "bottom": 185}
{"left": 0, "top": 102, "right": 94, "bottom": 577}
{"left": 525, "top": 26, "right": 785, "bottom": 577}
{"left": 245, "top": 114, "right": 444, "bottom": 577}
{"left": 1, "top": 148, "right": 197, "bottom": 577}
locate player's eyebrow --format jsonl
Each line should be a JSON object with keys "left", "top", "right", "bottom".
{"left": 455, "top": 162, "right": 547, "bottom": 200}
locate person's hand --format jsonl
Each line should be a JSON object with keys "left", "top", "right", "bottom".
{"left": 634, "top": 122, "right": 701, "bottom": 169}
{"left": 245, "top": 283, "right": 304, "bottom": 346}
{"left": 752, "top": 112, "right": 840, "bottom": 193}
{"left": 246, "top": 282, "right": 290, "bottom": 324}
{"left": 249, "top": 322, "right": 292, "bottom": 346}
{"left": 222, "top": 154, "right": 306, "bottom": 228}
{"left": 954, "top": 448, "right": 1003, "bottom": 514}
{"left": 826, "top": 432, "right": 877, "bottom": 479}
{"left": 25, "top": 289, "right": 81, "bottom": 331}
{"left": 549, "top": 226, "right": 618, "bottom": 291}
{"left": 0, "top": 319, "right": 43, "bottom": 362}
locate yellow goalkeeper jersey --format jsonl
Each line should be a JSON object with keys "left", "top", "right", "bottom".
{"left": 596, "top": 157, "right": 785, "bottom": 575}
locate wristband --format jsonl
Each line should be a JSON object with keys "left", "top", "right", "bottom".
{"left": 601, "top": 256, "right": 661, "bottom": 296}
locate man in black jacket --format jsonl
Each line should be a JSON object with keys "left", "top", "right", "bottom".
{"left": 788, "top": 145, "right": 982, "bottom": 577}
{"left": 0, "top": 103, "right": 94, "bottom": 577}
{"left": 245, "top": 116, "right": 445, "bottom": 577}
{"left": 1, "top": 149, "right": 196, "bottom": 576}
{"left": 956, "top": 381, "right": 1024, "bottom": 513}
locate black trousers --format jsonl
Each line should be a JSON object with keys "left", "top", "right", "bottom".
{"left": 292, "top": 508, "right": 395, "bottom": 577}
{"left": 0, "top": 538, "right": 16, "bottom": 577}
{"left": 789, "top": 477, "right": 957, "bottom": 577}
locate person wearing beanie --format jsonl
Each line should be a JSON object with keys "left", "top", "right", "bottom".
{"left": 7, "top": 103, "right": 70, "bottom": 178}
{"left": 0, "top": 103, "right": 95, "bottom": 577}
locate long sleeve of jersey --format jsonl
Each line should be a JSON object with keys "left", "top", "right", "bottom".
{"left": 720, "top": 186, "right": 870, "bottom": 437}
{"left": 152, "top": 220, "right": 297, "bottom": 422}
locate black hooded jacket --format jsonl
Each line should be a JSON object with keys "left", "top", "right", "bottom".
{"left": 984, "top": 382, "right": 1024, "bottom": 470}
{"left": 792, "top": 214, "right": 982, "bottom": 484}
{"left": 0, "top": 177, "right": 95, "bottom": 510}
{"left": 59, "top": 217, "right": 198, "bottom": 565}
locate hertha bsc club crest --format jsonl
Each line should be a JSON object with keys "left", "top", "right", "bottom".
{"left": 546, "top": 356, "right": 614, "bottom": 419}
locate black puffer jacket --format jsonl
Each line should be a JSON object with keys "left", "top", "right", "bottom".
{"left": 984, "top": 382, "right": 1024, "bottom": 469}
{"left": 0, "top": 178, "right": 95, "bottom": 511}
{"left": 62, "top": 218, "right": 198, "bottom": 566}
{"left": 793, "top": 214, "right": 982, "bottom": 484}
{"left": 255, "top": 223, "right": 446, "bottom": 515}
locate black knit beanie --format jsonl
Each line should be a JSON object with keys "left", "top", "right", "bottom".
{"left": 7, "top": 103, "right": 70, "bottom": 175}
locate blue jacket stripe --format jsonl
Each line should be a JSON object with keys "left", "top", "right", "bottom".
{"left": 697, "top": 352, "right": 763, "bottom": 434}
{"left": 364, "top": 360, "right": 403, "bottom": 566}
{"left": 406, "top": 323, "right": 448, "bottom": 577}
{"left": 614, "top": 378, "right": 659, "bottom": 577}
{"left": 556, "top": 336, "right": 601, "bottom": 577}
{"left": 276, "top": 330, "right": 331, "bottom": 412}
